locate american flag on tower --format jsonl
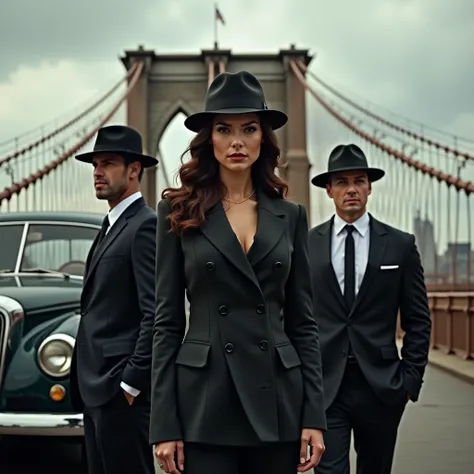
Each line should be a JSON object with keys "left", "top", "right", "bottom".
{"left": 215, "top": 6, "right": 225, "bottom": 25}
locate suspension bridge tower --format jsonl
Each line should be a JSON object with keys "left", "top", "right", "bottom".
{"left": 120, "top": 44, "right": 313, "bottom": 214}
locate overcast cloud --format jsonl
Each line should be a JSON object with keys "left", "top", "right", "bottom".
{"left": 0, "top": 0, "right": 473, "bottom": 234}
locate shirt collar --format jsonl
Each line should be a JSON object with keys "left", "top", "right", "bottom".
{"left": 108, "top": 191, "right": 142, "bottom": 227}
{"left": 334, "top": 211, "right": 370, "bottom": 237}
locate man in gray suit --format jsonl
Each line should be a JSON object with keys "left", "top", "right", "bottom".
{"left": 70, "top": 125, "right": 158, "bottom": 474}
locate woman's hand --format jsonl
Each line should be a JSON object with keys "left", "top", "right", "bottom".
{"left": 298, "top": 428, "right": 325, "bottom": 472}
{"left": 154, "top": 440, "right": 184, "bottom": 473}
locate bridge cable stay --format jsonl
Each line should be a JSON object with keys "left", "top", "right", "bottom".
{"left": 289, "top": 60, "right": 473, "bottom": 290}
{"left": 0, "top": 77, "right": 125, "bottom": 154}
{"left": 0, "top": 63, "right": 139, "bottom": 169}
{"left": 296, "top": 60, "right": 474, "bottom": 163}
{"left": 300, "top": 68, "right": 469, "bottom": 192}
{"left": 290, "top": 61, "right": 474, "bottom": 194}
{"left": 0, "top": 95, "right": 116, "bottom": 212}
{"left": 0, "top": 65, "right": 133, "bottom": 154}
{"left": 0, "top": 106, "right": 117, "bottom": 209}
{"left": 0, "top": 62, "right": 144, "bottom": 214}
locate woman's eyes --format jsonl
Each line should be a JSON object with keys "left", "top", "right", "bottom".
{"left": 216, "top": 126, "right": 257, "bottom": 133}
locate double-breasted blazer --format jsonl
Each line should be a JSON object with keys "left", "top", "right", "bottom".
{"left": 150, "top": 190, "right": 326, "bottom": 446}
{"left": 308, "top": 215, "right": 432, "bottom": 410}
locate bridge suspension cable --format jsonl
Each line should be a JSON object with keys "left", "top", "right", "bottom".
{"left": 0, "top": 63, "right": 139, "bottom": 168}
{"left": 0, "top": 61, "right": 144, "bottom": 209}
{"left": 296, "top": 60, "right": 474, "bottom": 163}
{"left": 290, "top": 61, "right": 474, "bottom": 195}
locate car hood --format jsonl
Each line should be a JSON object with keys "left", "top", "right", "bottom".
{"left": 0, "top": 275, "right": 82, "bottom": 313}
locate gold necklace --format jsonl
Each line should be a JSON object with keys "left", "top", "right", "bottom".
{"left": 223, "top": 189, "right": 256, "bottom": 205}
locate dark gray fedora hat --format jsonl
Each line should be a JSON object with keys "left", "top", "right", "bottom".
{"left": 311, "top": 143, "right": 385, "bottom": 188}
{"left": 75, "top": 125, "right": 158, "bottom": 168}
{"left": 184, "top": 71, "right": 288, "bottom": 132}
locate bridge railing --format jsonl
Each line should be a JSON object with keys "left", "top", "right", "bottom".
{"left": 397, "top": 291, "right": 474, "bottom": 361}
{"left": 428, "top": 291, "right": 474, "bottom": 360}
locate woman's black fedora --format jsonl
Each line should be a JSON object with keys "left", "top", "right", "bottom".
{"left": 311, "top": 143, "right": 385, "bottom": 188}
{"left": 184, "top": 70, "right": 288, "bottom": 132}
{"left": 75, "top": 125, "right": 158, "bottom": 168}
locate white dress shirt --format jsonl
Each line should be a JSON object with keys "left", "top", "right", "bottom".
{"left": 107, "top": 191, "right": 143, "bottom": 229}
{"left": 105, "top": 191, "right": 142, "bottom": 397}
{"left": 331, "top": 212, "right": 370, "bottom": 297}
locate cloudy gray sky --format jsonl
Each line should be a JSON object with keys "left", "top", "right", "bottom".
{"left": 0, "top": 0, "right": 473, "bottom": 244}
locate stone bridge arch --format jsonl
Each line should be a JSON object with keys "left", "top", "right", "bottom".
{"left": 121, "top": 45, "right": 312, "bottom": 214}
{"left": 153, "top": 98, "right": 197, "bottom": 149}
{"left": 152, "top": 99, "right": 197, "bottom": 194}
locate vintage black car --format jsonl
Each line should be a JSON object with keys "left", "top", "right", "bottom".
{"left": 0, "top": 211, "right": 102, "bottom": 438}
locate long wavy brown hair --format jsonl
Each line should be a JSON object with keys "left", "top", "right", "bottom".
{"left": 162, "top": 117, "right": 288, "bottom": 235}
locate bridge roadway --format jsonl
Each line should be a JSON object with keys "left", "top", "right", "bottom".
{"left": 1, "top": 365, "right": 473, "bottom": 473}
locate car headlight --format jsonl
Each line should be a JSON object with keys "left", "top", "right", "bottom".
{"left": 37, "top": 333, "right": 75, "bottom": 378}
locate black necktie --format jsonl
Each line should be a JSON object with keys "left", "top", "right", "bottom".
{"left": 344, "top": 224, "right": 355, "bottom": 310}
{"left": 95, "top": 215, "right": 110, "bottom": 248}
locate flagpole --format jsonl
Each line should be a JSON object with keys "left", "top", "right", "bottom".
{"left": 214, "top": 3, "right": 218, "bottom": 49}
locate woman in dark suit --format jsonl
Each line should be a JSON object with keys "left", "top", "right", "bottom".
{"left": 151, "top": 71, "right": 326, "bottom": 474}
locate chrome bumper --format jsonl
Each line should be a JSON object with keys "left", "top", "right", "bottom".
{"left": 0, "top": 412, "right": 83, "bottom": 436}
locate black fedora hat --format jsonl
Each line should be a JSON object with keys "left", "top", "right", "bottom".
{"left": 311, "top": 143, "right": 385, "bottom": 188}
{"left": 75, "top": 125, "right": 158, "bottom": 168}
{"left": 184, "top": 70, "right": 288, "bottom": 132}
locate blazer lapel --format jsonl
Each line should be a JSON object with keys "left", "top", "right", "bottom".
{"left": 316, "top": 217, "right": 346, "bottom": 313}
{"left": 350, "top": 215, "right": 387, "bottom": 316}
{"left": 200, "top": 201, "right": 262, "bottom": 292}
{"left": 246, "top": 190, "right": 286, "bottom": 268}
{"left": 83, "top": 198, "right": 144, "bottom": 291}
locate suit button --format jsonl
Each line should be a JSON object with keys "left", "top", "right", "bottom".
{"left": 206, "top": 261, "right": 215, "bottom": 271}
{"left": 259, "top": 340, "right": 268, "bottom": 350}
{"left": 274, "top": 261, "right": 283, "bottom": 270}
{"left": 225, "top": 342, "right": 234, "bottom": 353}
{"left": 256, "top": 304, "right": 265, "bottom": 314}
{"left": 219, "top": 305, "right": 228, "bottom": 315}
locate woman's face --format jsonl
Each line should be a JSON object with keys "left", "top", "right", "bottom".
{"left": 211, "top": 113, "right": 263, "bottom": 174}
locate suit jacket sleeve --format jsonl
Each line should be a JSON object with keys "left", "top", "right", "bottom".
{"left": 399, "top": 234, "right": 432, "bottom": 402}
{"left": 284, "top": 204, "right": 327, "bottom": 431}
{"left": 121, "top": 213, "right": 157, "bottom": 391}
{"left": 149, "top": 199, "right": 187, "bottom": 445}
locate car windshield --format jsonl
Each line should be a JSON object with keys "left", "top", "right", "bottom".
{"left": 0, "top": 224, "right": 24, "bottom": 272}
{"left": 0, "top": 222, "right": 99, "bottom": 277}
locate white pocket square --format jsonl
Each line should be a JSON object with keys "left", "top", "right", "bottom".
{"left": 380, "top": 265, "right": 399, "bottom": 270}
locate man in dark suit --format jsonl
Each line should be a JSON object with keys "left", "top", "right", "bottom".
{"left": 70, "top": 125, "right": 158, "bottom": 474}
{"left": 308, "top": 144, "right": 432, "bottom": 474}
